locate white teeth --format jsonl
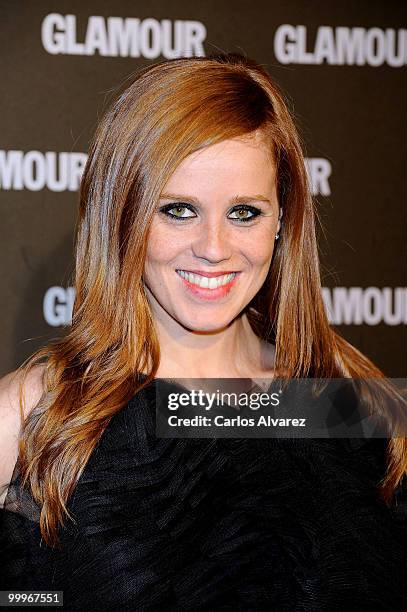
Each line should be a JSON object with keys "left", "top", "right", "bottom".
{"left": 177, "top": 270, "right": 237, "bottom": 289}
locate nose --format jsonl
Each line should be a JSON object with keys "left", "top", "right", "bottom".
{"left": 191, "top": 218, "right": 233, "bottom": 263}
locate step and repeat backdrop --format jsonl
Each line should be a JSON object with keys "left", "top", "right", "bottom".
{"left": 1, "top": 0, "right": 406, "bottom": 376}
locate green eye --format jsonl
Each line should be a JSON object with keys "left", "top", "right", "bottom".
{"left": 158, "top": 202, "right": 262, "bottom": 223}
{"left": 228, "top": 205, "right": 261, "bottom": 222}
{"left": 159, "top": 203, "right": 196, "bottom": 220}
{"left": 229, "top": 208, "right": 254, "bottom": 221}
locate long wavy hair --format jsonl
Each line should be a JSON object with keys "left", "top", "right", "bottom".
{"left": 16, "top": 53, "right": 406, "bottom": 547}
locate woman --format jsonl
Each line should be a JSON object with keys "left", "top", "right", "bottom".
{"left": 0, "top": 53, "right": 406, "bottom": 610}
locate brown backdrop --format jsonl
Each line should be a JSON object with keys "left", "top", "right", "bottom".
{"left": 1, "top": 0, "right": 406, "bottom": 377}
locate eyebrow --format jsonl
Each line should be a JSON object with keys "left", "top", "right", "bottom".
{"left": 159, "top": 193, "right": 272, "bottom": 205}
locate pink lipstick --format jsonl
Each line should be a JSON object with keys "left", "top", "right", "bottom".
{"left": 176, "top": 269, "right": 240, "bottom": 301}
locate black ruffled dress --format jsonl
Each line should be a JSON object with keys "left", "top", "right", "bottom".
{"left": 1, "top": 378, "right": 406, "bottom": 610}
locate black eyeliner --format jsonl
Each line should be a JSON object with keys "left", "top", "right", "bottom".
{"left": 158, "top": 202, "right": 263, "bottom": 223}
{"left": 229, "top": 204, "right": 262, "bottom": 222}
{"left": 158, "top": 202, "right": 196, "bottom": 220}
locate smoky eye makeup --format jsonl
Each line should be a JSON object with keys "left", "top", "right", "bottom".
{"left": 158, "top": 202, "right": 196, "bottom": 220}
{"left": 157, "top": 202, "right": 265, "bottom": 223}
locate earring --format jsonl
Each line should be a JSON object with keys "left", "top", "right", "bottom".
{"left": 275, "top": 207, "right": 283, "bottom": 240}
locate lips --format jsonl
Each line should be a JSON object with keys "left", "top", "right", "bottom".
{"left": 176, "top": 270, "right": 237, "bottom": 289}
{"left": 176, "top": 269, "right": 239, "bottom": 278}
{"left": 175, "top": 269, "right": 240, "bottom": 299}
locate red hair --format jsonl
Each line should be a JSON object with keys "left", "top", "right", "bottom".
{"left": 16, "top": 53, "right": 406, "bottom": 547}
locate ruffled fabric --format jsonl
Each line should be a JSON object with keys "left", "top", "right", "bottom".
{"left": 1, "top": 379, "right": 406, "bottom": 610}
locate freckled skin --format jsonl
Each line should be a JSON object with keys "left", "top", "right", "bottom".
{"left": 143, "top": 132, "right": 281, "bottom": 337}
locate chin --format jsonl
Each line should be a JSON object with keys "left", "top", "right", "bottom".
{"left": 176, "top": 313, "right": 234, "bottom": 333}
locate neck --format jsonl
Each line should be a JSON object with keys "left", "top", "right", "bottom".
{"left": 150, "top": 309, "right": 274, "bottom": 379}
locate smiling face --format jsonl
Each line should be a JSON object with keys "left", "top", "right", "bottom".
{"left": 143, "top": 130, "right": 281, "bottom": 333}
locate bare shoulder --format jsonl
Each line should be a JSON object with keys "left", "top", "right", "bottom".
{"left": 0, "top": 364, "right": 45, "bottom": 506}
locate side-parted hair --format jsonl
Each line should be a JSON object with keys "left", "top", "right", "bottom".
{"left": 16, "top": 53, "right": 406, "bottom": 547}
